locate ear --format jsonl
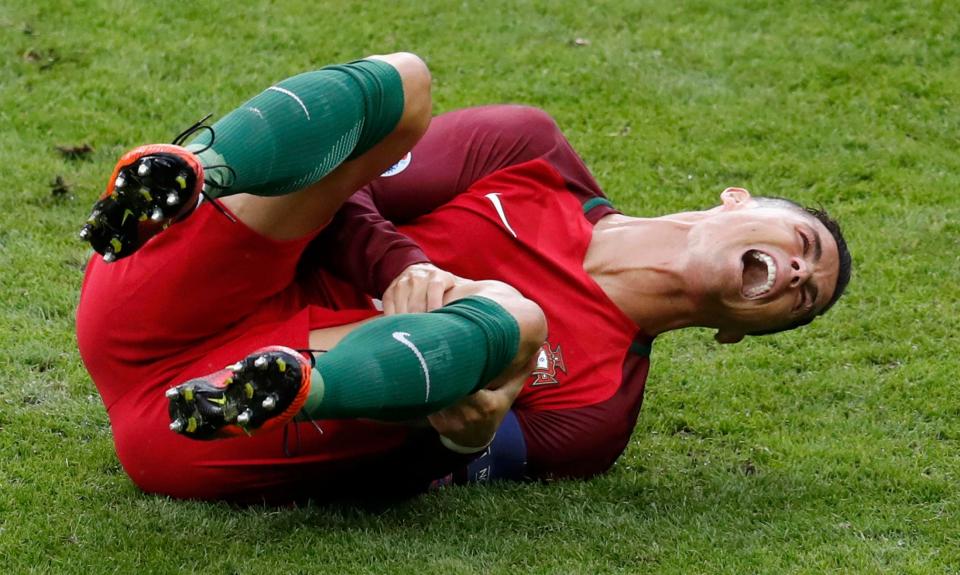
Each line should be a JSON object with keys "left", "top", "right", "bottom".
{"left": 714, "top": 329, "right": 745, "bottom": 344}
{"left": 720, "top": 187, "right": 753, "bottom": 210}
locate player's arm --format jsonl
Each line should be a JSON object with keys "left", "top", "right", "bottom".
{"left": 452, "top": 345, "right": 651, "bottom": 483}
{"left": 312, "top": 105, "right": 616, "bottom": 297}
{"left": 428, "top": 386, "right": 530, "bottom": 483}
{"left": 519, "top": 351, "right": 650, "bottom": 480}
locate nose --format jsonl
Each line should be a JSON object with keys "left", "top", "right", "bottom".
{"left": 789, "top": 257, "right": 811, "bottom": 286}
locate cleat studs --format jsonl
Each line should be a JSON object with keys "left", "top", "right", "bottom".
{"left": 254, "top": 356, "right": 269, "bottom": 369}
{"left": 79, "top": 226, "right": 92, "bottom": 240}
{"left": 115, "top": 176, "right": 126, "bottom": 189}
{"left": 166, "top": 192, "right": 179, "bottom": 206}
{"left": 150, "top": 207, "right": 164, "bottom": 221}
{"left": 262, "top": 395, "right": 277, "bottom": 411}
{"left": 228, "top": 362, "right": 244, "bottom": 372}
{"left": 165, "top": 387, "right": 180, "bottom": 399}
{"left": 103, "top": 251, "right": 116, "bottom": 263}
{"left": 170, "top": 419, "right": 185, "bottom": 433}
{"left": 137, "top": 162, "right": 151, "bottom": 177}
{"left": 237, "top": 410, "right": 253, "bottom": 426}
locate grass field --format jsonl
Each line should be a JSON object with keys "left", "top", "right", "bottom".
{"left": 2, "top": 0, "right": 959, "bottom": 573}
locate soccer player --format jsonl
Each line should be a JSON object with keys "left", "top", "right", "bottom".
{"left": 77, "top": 54, "right": 548, "bottom": 503}
{"left": 78, "top": 59, "right": 851, "bottom": 502}
{"left": 304, "top": 104, "right": 852, "bottom": 483}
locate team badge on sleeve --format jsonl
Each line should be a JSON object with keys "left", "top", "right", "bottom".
{"left": 530, "top": 342, "right": 567, "bottom": 386}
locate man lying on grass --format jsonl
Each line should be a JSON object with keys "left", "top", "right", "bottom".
{"left": 76, "top": 53, "right": 850, "bottom": 504}
{"left": 305, "top": 104, "right": 852, "bottom": 486}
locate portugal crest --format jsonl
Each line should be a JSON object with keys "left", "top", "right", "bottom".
{"left": 530, "top": 342, "right": 567, "bottom": 386}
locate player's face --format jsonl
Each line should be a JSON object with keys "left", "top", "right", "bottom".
{"left": 687, "top": 188, "right": 840, "bottom": 343}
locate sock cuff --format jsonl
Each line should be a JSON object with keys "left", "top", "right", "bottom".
{"left": 432, "top": 296, "right": 521, "bottom": 391}
{"left": 326, "top": 59, "right": 405, "bottom": 161}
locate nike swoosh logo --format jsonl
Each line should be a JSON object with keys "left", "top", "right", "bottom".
{"left": 392, "top": 331, "right": 432, "bottom": 402}
{"left": 484, "top": 193, "right": 518, "bottom": 238}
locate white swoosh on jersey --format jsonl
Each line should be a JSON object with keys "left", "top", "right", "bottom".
{"left": 484, "top": 192, "right": 518, "bottom": 238}
{"left": 392, "top": 331, "right": 431, "bottom": 402}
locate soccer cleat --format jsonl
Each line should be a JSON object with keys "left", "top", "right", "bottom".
{"left": 81, "top": 144, "right": 204, "bottom": 262}
{"left": 166, "top": 345, "right": 312, "bottom": 440}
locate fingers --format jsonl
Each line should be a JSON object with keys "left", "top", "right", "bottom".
{"left": 497, "top": 371, "right": 526, "bottom": 402}
{"left": 427, "top": 390, "right": 499, "bottom": 443}
{"left": 425, "top": 274, "right": 447, "bottom": 311}
{"left": 390, "top": 274, "right": 419, "bottom": 314}
{"left": 382, "top": 286, "right": 396, "bottom": 315}
{"left": 391, "top": 274, "right": 413, "bottom": 314}
{"left": 383, "top": 263, "right": 457, "bottom": 315}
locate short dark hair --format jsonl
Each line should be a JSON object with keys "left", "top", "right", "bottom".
{"left": 748, "top": 197, "right": 852, "bottom": 336}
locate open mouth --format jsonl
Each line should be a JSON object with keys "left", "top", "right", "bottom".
{"left": 741, "top": 250, "right": 776, "bottom": 298}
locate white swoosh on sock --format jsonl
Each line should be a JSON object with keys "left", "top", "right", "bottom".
{"left": 266, "top": 86, "right": 311, "bottom": 120}
{"left": 392, "top": 331, "right": 431, "bottom": 402}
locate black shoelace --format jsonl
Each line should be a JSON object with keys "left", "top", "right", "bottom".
{"left": 171, "top": 114, "right": 237, "bottom": 222}
{"left": 283, "top": 348, "right": 329, "bottom": 456}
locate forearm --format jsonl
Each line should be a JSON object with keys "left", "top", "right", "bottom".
{"left": 310, "top": 192, "right": 429, "bottom": 297}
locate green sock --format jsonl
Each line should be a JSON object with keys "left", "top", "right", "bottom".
{"left": 302, "top": 296, "right": 520, "bottom": 421}
{"left": 187, "top": 59, "right": 404, "bottom": 198}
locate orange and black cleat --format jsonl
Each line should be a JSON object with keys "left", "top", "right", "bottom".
{"left": 166, "top": 346, "right": 312, "bottom": 440}
{"left": 80, "top": 144, "right": 205, "bottom": 262}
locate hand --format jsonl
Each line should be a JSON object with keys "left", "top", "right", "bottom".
{"left": 382, "top": 263, "right": 457, "bottom": 315}
{"left": 427, "top": 368, "right": 527, "bottom": 450}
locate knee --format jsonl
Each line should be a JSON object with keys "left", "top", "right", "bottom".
{"left": 371, "top": 52, "right": 432, "bottom": 138}
{"left": 501, "top": 105, "right": 559, "bottom": 133}
{"left": 512, "top": 295, "right": 547, "bottom": 361}
{"left": 471, "top": 280, "right": 547, "bottom": 360}
{"left": 474, "top": 105, "right": 563, "bottom": 161}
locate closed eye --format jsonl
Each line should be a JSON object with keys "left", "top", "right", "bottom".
{"left": 798, "top": 229, "right": 811, "bottom": 256}
{"left": 794, "top": 289, "right": 806, "bottom": 312}
{"left": 794, "top": 287, "right": 815, "bottom": 314}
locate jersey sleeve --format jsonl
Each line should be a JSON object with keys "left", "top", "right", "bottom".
{"left": 515, "top": 344, "right": 651, "bottom": 480}
{"left": 311, "top": 105, "right": 617, "bottom": 296}
{"left": 441, "top": 339, "right": 652, "bottom": 485}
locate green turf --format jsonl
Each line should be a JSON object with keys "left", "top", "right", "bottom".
{"left": 2, "top": 0, "right": 958, "bottom": 572}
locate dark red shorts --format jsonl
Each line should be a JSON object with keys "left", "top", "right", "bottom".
{"left": 77, "top": 202, "right": 412, "bottom": 503}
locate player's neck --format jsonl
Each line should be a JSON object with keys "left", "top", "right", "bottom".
{"left": 585, "top": 213, "right": 709, "bottom": 335}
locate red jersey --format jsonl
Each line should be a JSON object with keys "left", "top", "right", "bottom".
{"left": 316, "top": 105, "right": 654, "bottom": 479}
{"left": 399, "top": 158, "right": 646, "bottom": 411}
